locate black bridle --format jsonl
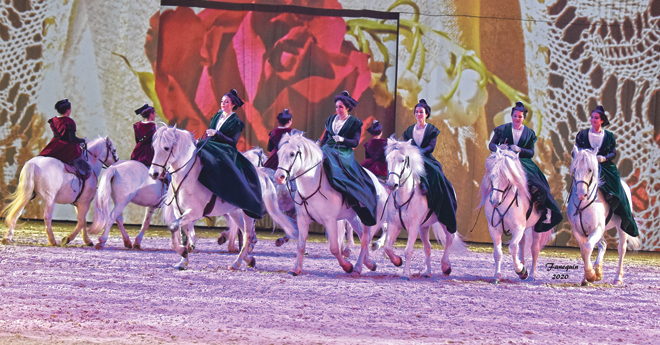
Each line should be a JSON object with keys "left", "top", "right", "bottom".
{"left": 277, "top": 149, "right": 326, "bottom": 222}
{"left": 489, "top": 180, "right": 519, "bottom": 236}
{"left": 84, "top": 137, "right": 118, "bottom": 168}
{"left": 570, "top": 170, "right": 598, "bottom": 237}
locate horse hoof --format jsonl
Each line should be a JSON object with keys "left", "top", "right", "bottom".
{"left": 371, "top": 242, "right": 380, "bottom": 251}
{"left": 422, "top": 273, "right": 431, "bottom": 278}
{"left": 492, "top": 279, "right": 500, "bottom": 285}
{"left": 343, "top": 263, "right": 354, "bottom": 274}
{"left": 174, "top": 265, "right": 187, "bottom": 271}
{"left": 94, "top": 243, "right": 104, "bottom": 250}
{"left": 516, "top": 266, "right": 528, "bottom": 280}
{"left": 247, "top": 257, "right": 256, "bottom": 268}
{"left": 61, "top": 237, "right": 70, "bottom": 246}
{"left": 370, "top": 263, "right": 378, "bottom": 272}
{"left": 401, "top": 276, "right": 410, "bottom": 281}
{"left": 85, "top": 242, "right": 94, "bottom": 247}
{"left": 392, "top": 256, "right": 403, "bottom": 267}
{"left": 1, "top": 238, "right": 11, "bottom": 245}
{"left": 288, "top": 271, "right": 298, "bottom": 276}
{"left": 342, "top": 249, "right": 351, "bottom": 259}
{"left": 585, "top": 269, "right": 596, "bottom": 283}
{"left": 594, "top": 264, "right": 604, "bottom": 281}
{"left": 123, "top": 242, "right": 132, "bottom": 249}
{"left": 581, "top": 279, "right": 589, "bottom": 287}
{"left": 217, "top": 236, "right": 227, "bottom": 246}
{"left": 614, "top": 279, "right": 623, "bottom": 285}
{"left": 133, "top": 243, "right": 141, "bottom": 250}
{"left": 275, "top": 238, "right": 286, "bottom": 247}
{"left": 442, "top": 267, "right": 452, "bottom": 276}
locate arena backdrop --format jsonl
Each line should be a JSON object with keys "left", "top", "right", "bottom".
{"left": 1, "top": 0, "right": 659, "bottom": 250}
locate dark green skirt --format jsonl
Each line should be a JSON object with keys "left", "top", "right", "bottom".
{"left": 196, "top": 140, "right": 263, "bottom": 219}
{"left": 598, "top": 162, "right": 638, "bottom": 237}
{"left": 420, "top": 156, "right": 457, "bottom": 233}
{"left": 322, "top": 145, "right": 377, "bottom": 226}
{"left": 520, "top": 158, "right": 562, "bottom": 232}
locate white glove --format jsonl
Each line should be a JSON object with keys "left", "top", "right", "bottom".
{"left": 597, "top": 155, "right": 606, "bottom": 163}
{"left": 332, "top": 135, "right": 344, "bottom": 142}
{"left": 510, "top": 145, "right": 521, "bottom": 153}
{"left": 206, "top": 129, "right": 218, "bottom": 137}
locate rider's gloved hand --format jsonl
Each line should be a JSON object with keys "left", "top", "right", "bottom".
{"left": 332, "top": 135, "right": 344, "bottom": 142}
{"left": 510, "top": 145, "right": 521, "bottom": 153}
{"left": 597, "top": 155, "right": 607, "bottom": 163}
{"left": 498, "top": 144, "right": 509, "bottom": 151}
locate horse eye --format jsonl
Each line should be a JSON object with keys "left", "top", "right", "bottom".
{"left": 290, "top": 152, "right": 294, "bottom": 157}
{"left": 164, "top": 147, "right": 170, "bottom": 151}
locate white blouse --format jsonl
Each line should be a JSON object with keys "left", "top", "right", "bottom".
{"left": 512, "top": 125, "right": 523, "bottom": 146}
{"left": 588, "top": 129, "right": 605, "bottom": 151}
{"left": 215, "top": 112, "right": 231, "bottom": 131}
{"left": 333, "top": 115, "right": 350, "bottom": 135}
{"left": 413, "top": 124, "right": 427, "bottom": 147}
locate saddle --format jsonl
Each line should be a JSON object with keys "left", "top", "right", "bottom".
{"left": 63, "top": 162, "right": 90, "bottom": 181}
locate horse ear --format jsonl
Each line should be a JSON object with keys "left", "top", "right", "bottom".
{"left": 405, "top": 139, "right": 413, "bottom": 146}
{"left": 387, "top": 137, "right": 396, "bottom": 146}
{"left": 173, "top": 123, "right": 178, "bottom": 129}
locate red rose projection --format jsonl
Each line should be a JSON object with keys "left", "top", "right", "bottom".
{"left": 146, "top": 2, "right": 375, "bottom": 150}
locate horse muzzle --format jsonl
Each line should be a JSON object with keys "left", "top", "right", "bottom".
{"left": 274, "top": 172, "right": 287, "bottom": 185}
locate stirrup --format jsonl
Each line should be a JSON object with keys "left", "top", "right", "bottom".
{"left": 543, "top": 209, "right": 552, "bottom": 224}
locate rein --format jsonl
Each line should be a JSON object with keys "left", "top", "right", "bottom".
{"left": 84, "top": 138, "right": 117, "bottom": 168}
{"left": 280, "top": 151, "right": 327, "bottom": 222}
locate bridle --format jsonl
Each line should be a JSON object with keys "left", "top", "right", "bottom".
{"left": 84, "top": 137, "right": 118, "bottom": 168}
{"left": 570, "top": 168, "right": 598, "bottom": 237}
{"left": 387, "top": 156, "right": 411, "bottom": 188}
{"left": 277, "top": 148, "right": 326, "bottom": 222}
{"left": 384, "top": 154, "right": 432, "bottom": 231}
{"left": 489, "top": 179, "right": 519, "bottom": 236}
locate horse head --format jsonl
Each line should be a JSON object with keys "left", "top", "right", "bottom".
{"left": 385, "top": 138, "right": 424, "bottom": 191}
{"left": 274, "top": 131, "right": 322, "bottom": 185}
{"left": 243, "top": 147, "right": 266, "bottom": 167}
{"left": 480, "top": 148, "right": 529, "bottom": 207}
{"left": 87, "top": 136, "right": 119, "bottom": 167}
{"left": 149, "top": 125, "right": 194, "bottom": 180}
{"left": 571, "top": 146, "right": 599, "bottom": 201}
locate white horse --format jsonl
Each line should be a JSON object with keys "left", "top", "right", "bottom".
{"left": 477, "top": 149, "right": 554, "bottom": 284}
{"left": 384, "top": 138, "right": 467, "bottom": 279}
{"left": 1, "top": 137, "right": 118, "bottom": 246}
{"left": 217, "top": 147, "right": 299, "bottom": 252}
{"left": 274, "top": 131, "right": 389, "bottom": 275}
{"left": 568, "top": 147, "right": 641, "bottom": 285}
{"left": 148, "top": 126, "right": 257, "bottom": 270}
{"left": 88, "top": 159, "right": 169, "bottom": 250}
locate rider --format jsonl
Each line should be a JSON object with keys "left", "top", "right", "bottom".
{"left": 361, "top": 120, "right": 387, "bottom": 180}
{"left": 319, "top": 90, "right": 377, "bottom": 226}
{"left": 39, "top": 99, "right": 90, "bottom": 179}
{"left": 574, "top": 105, "right": 638, "bottom": 237}
{"left": 197, "top": 89, "right": 263, "bottom": 219}
{"left": 488, "top": 101, "right": 562, "bottom": 232}
{"left": 130, "top": 103, "right": 157, "bottom": 167}
{"left": 264, "top": 108, "right": 293, "bottom": 170}
{"left": 402, "top": 99, "right": 458, "bottom": 233}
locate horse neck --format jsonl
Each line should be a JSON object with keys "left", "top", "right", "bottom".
{"left": 85, "top": 139, "right": 106, "bottom": 175}
{"left": 292, "top": 157, "right": 323, "bottom": 195}
{"left": 397, "top": 164, "right": 417, "bottom": 200}
{"left": 169, "top": 137, "right": 198, "bottom": 181}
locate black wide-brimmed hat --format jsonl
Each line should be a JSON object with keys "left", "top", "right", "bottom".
{"left": 134, "top": 103, "right": 151, "bottom": 115}
{"left": 334, "top": 90, "right": 358, "bottom": 111}
{"left": 415, "top": 99, "right": 431, "bottom": 119}
{"left": 277, "top": 108, "right": 292, "bottom": 125}
{"left": 55, "top": 99, "right": 71, "bottom": 114}
{"left": 224, "top": 89, "right": 244, "bottom": 110}
{"left": 591, "top": 105, "right": 610, "bottom": 126}
{"left": 367, "top": 120, "right": 382, "bottom": 135}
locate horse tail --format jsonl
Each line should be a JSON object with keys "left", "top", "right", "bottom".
{"left": 89, "top": 166, "right": 116, "bottom": 235}
{"left": 537, "top": 229, "right": 555, "bottom": 251}
{"left": 1, "top": 161, "right": 36, "bottom": 229}
{"left": 619, "top": 180, "right": 642, "bottom": 251}
{"left": 432, "top": 223, "right": 470, "bottom": 254}
{"left": 626, "top": 231, "right": 642, "bottom": 250}
{"left": 259, "top": 169, "right": 299, "bottom": 239}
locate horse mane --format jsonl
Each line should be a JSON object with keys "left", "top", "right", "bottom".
{"left": 152, "top": 125, "right": 195, "bottom": 154}
{"left": 385, "top": 139, "right": 426, "bottom": 182}
{"left": 571, "top": 148, "right": 604, "bottom": 187}
{"left": 478, "top": 150, "right": 531, "bottom": 208}
{"left": 279, "top": 131, "right": 323, "bottom": 166}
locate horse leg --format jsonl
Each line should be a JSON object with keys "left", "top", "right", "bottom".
{"left": 289, "top": 216, "right": 311, "bottom": 276}
{"left": 43, "top": 200, "right": 58, "bottom": 246}
{"left": 134, "top": 206, "right": 156, "bottom": 250}
{"left": 383, "top": 222, "right": 403, "bottom": 267}
{"left": 62, "top": 202, "right": 90, "bottom": 246}
{"left": 350, "top": 218, "right": 375, "bottom": 274}
{"left": 530, "top": 231, "right": 541, "bottom": 281}
{"left": 173, "top": 223, "right": 191, "bottom": 270}
{"left": 226, "top": 212, "right": 242, "bottom": 253}
{"left": 229, "top": 215, "right": 254, "bottom": 270}
{"left": 518, "top": 230, "right": 526, "bottom": 267}
{"left": 614, "top": 229, "right": 628, "bottom": 285}
{"left": 336, "top": 220, "right": 349, "bottom": 259}
{"left": 509, "top": 226, "right": 527, "bottom": 280}
{"left": 489, "top": 227, "right": 503, "bottom": 284}
{"left": 401, "top": 223, "right": 420, "bottom": 280}
{"left": 593, "top": 238, "right": 607, "bottom": 282}
{"left": 581, "top": 231, "right": 602, "bottom": 285}
{"left": 438, "top": 223, "right": 453, "bottom": 276}
{"left": 371, "top": 222, "right": 388, "bottom": 251}
{"left": 420, "top": 225, "right": 432, "bottom": 278}
{"left": 115, "top": 215, "right": 133, "bottom": 249}
{"left": 217, "top": 230, "right": 229, "bottom": 246}
{"left": 327, "top": 220, "right": 354, "bottom": 274}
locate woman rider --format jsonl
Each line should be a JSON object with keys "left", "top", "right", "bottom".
{"left": 264, "top": 108, "right": 293, "bottom": 170}
{"left": 130, "top": 103, "right": 157, "bottom": 167}
{"left": 196, "top": 89, "right": 263, "bottom": 219}
{"left": 402, "top": 99, "right": 458, "bottom": 233}
{"left": 39, "top": 99, "right": 90, "bottom": 179}
{"left": 488, "top": 101, "right": 562, "bottom": 232}
{"left": 361, "top": 120, "right": 387, "bottom": 180}
{"left": 574, "top": 105, "right": 638, "bottom": 237}
{"left": 318, "top": 91, "right": 377, "bottom": 226}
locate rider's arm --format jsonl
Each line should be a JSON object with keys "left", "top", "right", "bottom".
{"left": 213, "top": 130, "right": 240, "bottom": 146}
{"left": 420, "top": 136, "right": 436, "bottom": 156}
{"left": 318, "top": 129, "right": 330, "bottom": 146}
{"left": 63, "top": 122, "right": 86, "bottom": 144}
{"left": 342, "top": 128, "right": 360, "bottom": 148}
{"left": 487, "top": 128, "right": 500, "bottom": 152}
{"left": 266, "top": 134, "right": 276, "bottom": 152}
{"left": 518, "top": 146, "right": 534, "bottom": 159}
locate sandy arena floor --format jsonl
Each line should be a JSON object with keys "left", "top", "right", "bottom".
{"left": 0, "top": 220, "right": 659, "bottom": 344}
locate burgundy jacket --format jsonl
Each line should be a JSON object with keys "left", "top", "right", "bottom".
{"left": 130, "top": 121, "right": 157, "bottom": 166}
{"left": 39, "top": 116, "right": 84, "bottom": 163}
